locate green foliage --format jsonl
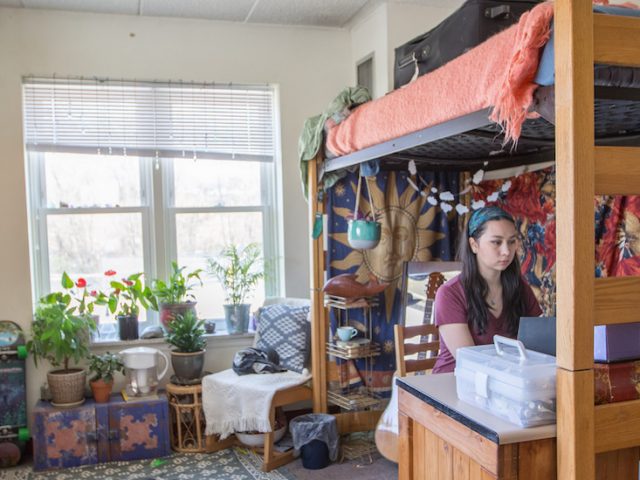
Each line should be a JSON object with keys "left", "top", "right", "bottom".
{"left": 28, "top": 291, "right": 97, "bottom": 371}
{"left": 207, "top": 243, "right": 264, "bottom": 306}
{"left": 88, "top": 352, "right": 124, "bottom": 383}
{"left": 152, "top": 261, "right": 203, "bottom": 304}
{"left": 165, "top": 310, "right": 206, "bottom": 353}
{"left": 96, "top": 272, "right": 157, "bottom": 317}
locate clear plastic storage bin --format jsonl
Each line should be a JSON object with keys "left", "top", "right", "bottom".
{"left": 454, "top": 335, "right": 557, "bottom": 428}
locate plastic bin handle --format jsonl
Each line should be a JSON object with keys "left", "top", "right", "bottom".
{"left": 493, "top": 335, "right": 528, "bottom": 361}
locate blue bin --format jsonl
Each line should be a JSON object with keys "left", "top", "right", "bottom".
{"left": 300, "top": 439, "right": 330, "bottom": 470}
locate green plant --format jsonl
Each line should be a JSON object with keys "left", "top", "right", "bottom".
{"left": 165, "top": 310, "right": 206, "bottom": 353}
{"left": 96, "top": 270, "right": 157, "bottom": 317}
{"left": 152, "top": 261, "right": 203, "bottom": 304}
{"left": 88, "top": 352, "right": 124, "bottom": 383}
{"left": 28, "top": 293, "right": 97, "bottom": 371}
{"left": 207, "top": 243, "right": 264, "bottom": 306}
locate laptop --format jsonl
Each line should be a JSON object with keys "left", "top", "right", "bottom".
{"left": 517, "top": 316, "right": 556, "bottom": 357}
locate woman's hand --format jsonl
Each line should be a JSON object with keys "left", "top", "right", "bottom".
{"left": 439, "top": 323, "right": 475, "bottom": 359}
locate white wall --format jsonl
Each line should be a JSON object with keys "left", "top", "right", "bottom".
{"left": 349, "top": 1, "right": 463, "bottom": 97}
{"left": 0, "top": 6, "right": 350, "bottom": 416}
{"left": 349, "top": 2, "right": 389, "bottom": 97}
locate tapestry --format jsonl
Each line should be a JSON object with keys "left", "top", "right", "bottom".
{"left": 26, "top": 449, "right": 295, "bottom": 480}
{"left": 471, "top": 166, "right": 640, "bottom": 313}
{"left": 595, "top": 195, "right": 640, "bottom": 278}
{"left": 470, "top": 166, "right": 557, "bottom": 315}
{"left": 326, "top": 170, "right": 458, "bottom": 394}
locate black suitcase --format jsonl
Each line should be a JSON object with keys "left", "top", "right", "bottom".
{"left": 393, "top": 0, "right": 541, "bottom": 89}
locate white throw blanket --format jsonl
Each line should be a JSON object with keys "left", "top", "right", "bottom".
{"left": 202, "top": 368, "right": 312, "bottom": 439}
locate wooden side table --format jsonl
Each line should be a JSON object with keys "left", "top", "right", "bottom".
{"left": 166, "top": 383, "right": 208, "bottom": 452}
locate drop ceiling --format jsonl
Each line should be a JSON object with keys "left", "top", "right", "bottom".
{"left": 0, "top": 0, "right": 457, "bottom": 28}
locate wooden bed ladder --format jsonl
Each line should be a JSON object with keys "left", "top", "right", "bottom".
{"left": 555, "top": 2, "right": 640, "bottom": 479}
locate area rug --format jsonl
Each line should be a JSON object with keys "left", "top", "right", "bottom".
{"left": 22, "top": 448, "right": 295, "bottom": 480}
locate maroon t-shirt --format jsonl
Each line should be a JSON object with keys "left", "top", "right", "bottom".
{"left": 432, "top": 274, "right": 543, "bottom": 374}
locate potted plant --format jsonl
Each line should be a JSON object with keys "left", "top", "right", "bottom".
{"left": 207, "top": 243, "right": 264, "bottom": 334}
{"left": 165, "top": 310, "right": 206, "bottom": 382}
{"left": 27, "top": 273, "right": 97, "bottom": 406}
{"left": 152, "top": 261, "right": 203, "bottom": 330}
{"left": 88, "top": 352, "right": 124, "bottom": 403}
{"left": 96, "top": 270, "right": 157, "bottom": 341}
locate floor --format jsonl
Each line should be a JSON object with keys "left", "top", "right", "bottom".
{"left": 287, "top": 454, "right": 397, "bottom": 480}
{"left": 0, "top": 450, "right": 398, "bottom": 480}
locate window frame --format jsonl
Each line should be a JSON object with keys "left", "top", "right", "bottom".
{"left": 24, "top": 80, "right": 282, "bottom": 329}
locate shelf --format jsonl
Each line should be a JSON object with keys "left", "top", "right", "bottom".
{"left": 324, "top": 295, "right": 379, "bottom": 310}
{"left": 326, "top": 341, "right": 381, "bottom": 360}
{"left": 327, "top": 390, "right": 383, "bottom": 411}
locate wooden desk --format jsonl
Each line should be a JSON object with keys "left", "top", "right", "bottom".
{"left": 397, "top": 374, "right": 638, "bottom": 480}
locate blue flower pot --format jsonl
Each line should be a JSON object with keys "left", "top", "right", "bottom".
{"left": 347, "top": 219, "right": 381, "bottom": 249}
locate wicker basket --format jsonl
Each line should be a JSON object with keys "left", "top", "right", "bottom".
{"left": 47, "top": 369, "right": 86, "bottom": 406}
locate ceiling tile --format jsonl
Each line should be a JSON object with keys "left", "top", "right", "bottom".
{"left": 141, "top": 0, "right": 256, "bottom": 22}
{"left": 248, "top": 0, "right": 368, "bottom": 27}
{"left": 22, "top": 0, "right": 139, "bottom": 15}
{"left": 0, "top": 0, "right": 23, "bottom": 7}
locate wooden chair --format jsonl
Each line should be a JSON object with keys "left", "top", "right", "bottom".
{"left": 205, "top": 297, "right": 313, "bottom": 472}
{"left": 205, "top": 383, "right": 312, "bottom": 471}
{"left": 394, "top": 323, "right": 440, "bottom": 376}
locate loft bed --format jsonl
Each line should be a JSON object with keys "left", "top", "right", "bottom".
{"left": 319, "top": 3, "right": 640, "bottom": 177}
{"left": 306, "top": 2, "right": 640, "bottom": 479}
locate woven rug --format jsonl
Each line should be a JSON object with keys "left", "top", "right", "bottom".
{"left": 12, "top": 449, "right": 296, "bottom": 480}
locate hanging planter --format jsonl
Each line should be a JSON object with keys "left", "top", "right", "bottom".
{"left": 348, "top": 172, "right": 381, "bottom": 250}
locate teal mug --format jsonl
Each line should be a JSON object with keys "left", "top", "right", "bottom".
{"left": 337, "top": 326, "right": 358, "bottom": 342}
{"left": 348, "top": 219, "right": 381, "bottom": 249}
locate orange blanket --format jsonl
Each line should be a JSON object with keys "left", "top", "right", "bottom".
{"left": 326, "top": 2, "right": 554, "bottom": 156}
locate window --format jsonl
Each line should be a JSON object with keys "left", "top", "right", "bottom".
{"left": 23, "top": 77, "right": 281, "bottom": 332}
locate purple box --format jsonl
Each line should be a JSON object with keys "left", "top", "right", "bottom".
{"left": 594, "top": 322, "right": 640, "bottom": 363}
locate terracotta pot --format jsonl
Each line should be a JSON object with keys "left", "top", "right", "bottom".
{"left": 160, "top": 302, "right": 197, "bottom": 331}
{"left": 90, "top": 378, "right": 114, "bottom": 403}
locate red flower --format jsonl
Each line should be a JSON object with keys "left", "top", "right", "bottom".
{"left": 105, "top": 269, "right": 116, "bottom": 276}
{"left": 76, "top": 278, "right": 87, "bottom": 288}
{"left": 123, "top": 279, "right": 134, "bottom": 287}
{"left": 90, "top": 290, "right": 97, "bottom": 297}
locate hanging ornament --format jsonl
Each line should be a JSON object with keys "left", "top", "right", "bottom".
{"left": 455, "top": 204, "right": 470, "bottom": 215}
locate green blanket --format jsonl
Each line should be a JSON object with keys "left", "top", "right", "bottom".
{"left": 298, "top": 86, "right": 371, "bottom": 199}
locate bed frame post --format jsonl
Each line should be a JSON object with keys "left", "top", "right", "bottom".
{"left": 308, "top": 153, "right": 328, "bottom": 413}
{"left": 554, "top": 1, "right": 596, "bottom": 479}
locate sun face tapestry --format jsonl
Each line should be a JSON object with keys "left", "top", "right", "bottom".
{"left": 326, "top": 170, "right": 458, "bottom": 395}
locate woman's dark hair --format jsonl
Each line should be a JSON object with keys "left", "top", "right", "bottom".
{"left": 458, "top": 207, "right": 527, "bottom": 335}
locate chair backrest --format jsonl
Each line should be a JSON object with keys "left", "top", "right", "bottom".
{"left": 394, "top": 323, "right": 440, "bottom": 377}
{"left": 395, "top": 266, "right": 459, "bottom": 377}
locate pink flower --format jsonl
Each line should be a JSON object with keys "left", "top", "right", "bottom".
{"left": 105, "top": 269, "right": 116, "bottom": 276}
{"left": 90, "top": 290, "right": 97, "bottom": 297}
{"left": 76, "top": 278, "right": 87, "bottom": 288}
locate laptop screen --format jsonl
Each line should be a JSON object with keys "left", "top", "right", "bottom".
{"left": 517, "top": 316, "right": 556, "bottom": 356}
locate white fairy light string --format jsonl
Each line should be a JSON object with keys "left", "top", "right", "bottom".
{"left": 404, "top": 159, "right": 513, "bottom": 213}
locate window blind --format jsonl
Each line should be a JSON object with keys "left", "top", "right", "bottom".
{"left": 22, "top": 77, "right": 275, "bottom": 161}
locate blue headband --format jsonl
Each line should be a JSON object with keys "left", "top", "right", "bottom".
{"left": 468, "top": 206, "right": 514, "bottom": 237}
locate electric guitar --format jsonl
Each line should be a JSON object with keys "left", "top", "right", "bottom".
{"left": 374, "top": 272, "right": 445, "bottom": 463}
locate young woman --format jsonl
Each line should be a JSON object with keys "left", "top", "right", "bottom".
{"left": 432, "top": 206, "right": 542, "bottom": 374}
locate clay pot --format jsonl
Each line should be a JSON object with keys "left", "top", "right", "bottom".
{"left": 90, "top": 378, "right": 114, "bottom": 403}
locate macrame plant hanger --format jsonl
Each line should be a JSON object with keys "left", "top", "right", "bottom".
{"left": 353, "top": 170, "right": 378, "bottom": 223}
{"left": 349, "top": 168, "right": 381, "bottom": 250}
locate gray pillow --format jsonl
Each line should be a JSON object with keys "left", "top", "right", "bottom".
{"left": 255, "top": 304, "right": 310, "bottom": 373}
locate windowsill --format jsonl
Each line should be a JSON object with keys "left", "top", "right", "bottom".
{"left": 90, "top": 331, "right": 255, "bottom": 349}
